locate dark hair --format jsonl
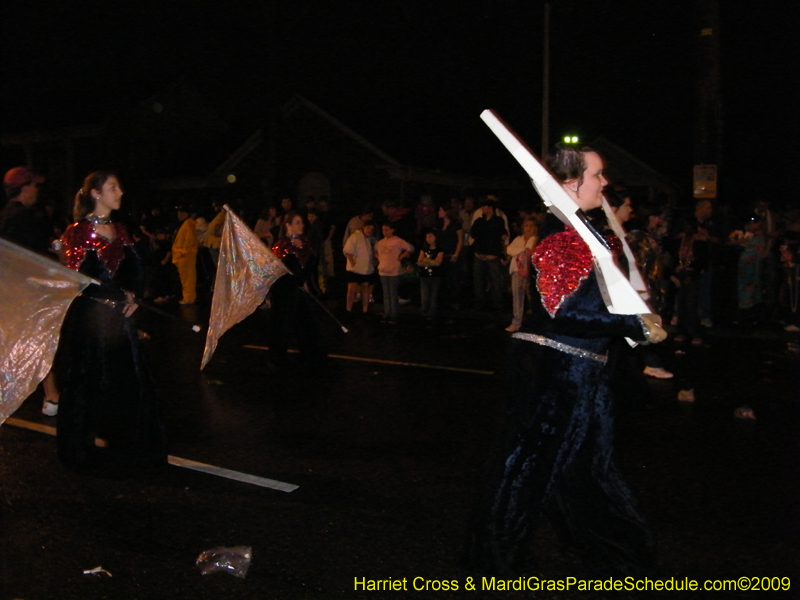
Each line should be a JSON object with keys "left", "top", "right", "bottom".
{"left": 603, "top": 187, "right": 630, "bottom": 209}
{"left": 422, "top": 228, "right": 440, "bottom": 248}
{"left": 440, "top": 206, "right": 460, "bottom": 222}
{"left": 73, "top": 171, "right": 117, "bottom": 221}
{"left": 547, "top": 143, "right": 598, "bottom": 186}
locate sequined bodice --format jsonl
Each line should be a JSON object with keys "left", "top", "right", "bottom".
{"left": 272, "top": 235, "right": 314, "bottom": 267}
{"left": 62, "top": 220, "right": 132, "bottom": 277}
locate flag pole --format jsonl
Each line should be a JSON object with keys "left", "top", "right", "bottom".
{"left": 301, "top": 287, "right": 349, "bottom": 333}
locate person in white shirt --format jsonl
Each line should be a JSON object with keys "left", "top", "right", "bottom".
{"left": 343, "top": 221, "right": 377, "bottom": 314}
{"left": 342, "top": 206, "right": 374, "bottom": 247}
{"left": 505, "top": 217, "right": 538, "bottom": 332}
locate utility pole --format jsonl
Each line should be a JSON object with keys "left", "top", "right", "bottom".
{"left": 693, "top": 0, "right": 722, "bottom": 200}
{"left": 541, "top": 2, "right": 551, "bottom": 160}
{"left": 262, "top": 0, "right": 280, "bottom": 200}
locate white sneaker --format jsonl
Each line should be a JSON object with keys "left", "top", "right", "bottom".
{"left": 42, "top": 399, "right": 59, "bottom": 417}
{"left": 643, "top": 366, "right": 674, "bottom": 379}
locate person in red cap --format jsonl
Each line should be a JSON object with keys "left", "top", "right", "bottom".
{"left": 0, "top": 166, "right": 51, "bottom": 254}
{"left": 1, "top": 166, "right": 61, "bottom": 415}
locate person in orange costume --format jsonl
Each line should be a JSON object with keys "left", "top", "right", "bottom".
{"left": 171, "top": 205, "right": 198, "bottom": 304}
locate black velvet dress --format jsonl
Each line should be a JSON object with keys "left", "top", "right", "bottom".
{"left": 465, "top": 227, "right": 655, "bottom": 577}
{"left": 269, "top": 235, "right": 326, "bottom": 366}
{"left": 55, "top": 220, "right": 167, "bottom": 470}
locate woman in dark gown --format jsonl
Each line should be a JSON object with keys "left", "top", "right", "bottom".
{"left": 55, "top": 171, "right": 167, "bottom": 470}
{"left": 269, "top": 211, "right": 326, "bottom": 367}
{"left": 464, "top": 145, "right": 666, "bottom": 577}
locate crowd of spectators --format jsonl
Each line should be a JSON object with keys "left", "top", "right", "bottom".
{"left": 3, "top": 175, "right": 799, "bottom": 336}
{"left": 326, "top": 192, "right": 800, "bottom": 339}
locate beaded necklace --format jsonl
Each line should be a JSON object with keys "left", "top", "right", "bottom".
{"left": 86, "top": 213, "right": 113, "bottom": 225}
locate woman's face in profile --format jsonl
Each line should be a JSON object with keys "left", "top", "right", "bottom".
{"left": 615, "top": 198, "right": 634, "bottom": 224}
{"left": 566, "top": 151, "right": 607, "bottom": 212}
{"left": 94, "top": 176, "right": 123, "bottom": 214}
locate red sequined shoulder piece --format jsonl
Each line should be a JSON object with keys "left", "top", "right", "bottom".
{"left": 61, "top": 220, "right": 130, "bottom": 275}
{"left": 271, "top": 238, "right": 292, "bottom": 260}
{"left": 532, "top": 229, "right": 594, "bottom": 316}
{"left": 272, "top": 236, "right": 312, "bottom": 266}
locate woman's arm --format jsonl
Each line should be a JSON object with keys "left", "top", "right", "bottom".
{"left": 506, "top": 235, "right": 525, "bottom": 257}
{"left": 399, "top": 239, "right": 414, "bottom": 261}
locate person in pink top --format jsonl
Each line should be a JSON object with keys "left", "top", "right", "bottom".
{"left": 374, "top": 222, "right": 414, "bottom": 324}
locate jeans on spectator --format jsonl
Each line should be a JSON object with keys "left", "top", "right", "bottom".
{"left": 510, "top": 272, "right": 529, "bottom": 328}
{"left": 473, "top": 256, "right": 503, "bottom": 310}
{"left": 380, "top": 275, "right": 400, "bottom": 320}
{"left": 420, "top": 277, "right": 441, "bottom": 319}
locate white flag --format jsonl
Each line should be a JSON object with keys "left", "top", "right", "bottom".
{"left": 0, "top": 238, "right": 95, "bottom": 424}
{"left": 201, "top": 206, "right": 289, "bottom": 369}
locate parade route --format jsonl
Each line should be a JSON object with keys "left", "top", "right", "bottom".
{"left": 1, "top": 304, "right": 798, "bottom": 599}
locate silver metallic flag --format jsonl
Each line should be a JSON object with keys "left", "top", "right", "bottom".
{"left": 0, "top": 238, "right": 95, "bottom": 424}
{"left": 201, "top": 206, "right": 289, "bottom": 370}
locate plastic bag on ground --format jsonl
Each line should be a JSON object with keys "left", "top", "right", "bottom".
{"left": 196, "top": 546, "right": 252, "bottom": 578}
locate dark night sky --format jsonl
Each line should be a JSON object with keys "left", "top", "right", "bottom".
{"left": 2, "top": 0, "right": 797, "bottom": 204}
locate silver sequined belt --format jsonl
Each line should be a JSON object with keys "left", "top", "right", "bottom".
{"left": 511, "top": 332, "right": 607, "bottom": 364}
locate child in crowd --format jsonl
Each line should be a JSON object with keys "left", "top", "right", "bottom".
{"left": 417, "top": 229, "right": 445, "bottom": 322}
{"left": 374, "top": 222, "right": 414, "bottom": 324}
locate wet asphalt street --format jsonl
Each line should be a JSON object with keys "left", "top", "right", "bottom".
{"left": 1, "top": 288, "right": 799, "bottom": 600}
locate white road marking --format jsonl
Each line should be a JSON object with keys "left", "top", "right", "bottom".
{"left": 242, "top": 345, "right": 495, "bottom": 375}
{"left": 5, "top": 417, "right": 298, "bottom": 492}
